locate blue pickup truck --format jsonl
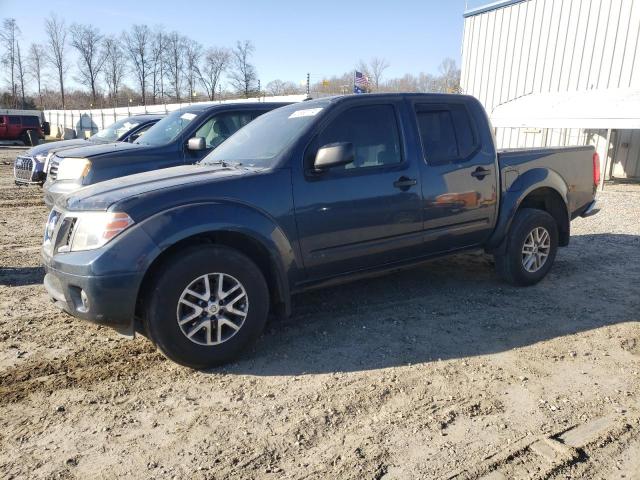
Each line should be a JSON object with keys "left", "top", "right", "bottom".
{"left": 42, "top": 103, "right": 289, "bottom": 207}
{"left": 42, "top": 94, "right": 599, "bottom": 368}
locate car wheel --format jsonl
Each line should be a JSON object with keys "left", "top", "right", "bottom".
{"left": 144, "top": 245, "right": 269, "bottom": 369}
{"left": 494, "top": 208, "right": 559, "bottom": 286}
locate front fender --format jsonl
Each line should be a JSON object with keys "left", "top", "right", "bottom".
{"left": 486, "top": 168, "right": 569, "bottom": 251}
{"left": 138, "top": 201, "right": 299, "bottom": 307}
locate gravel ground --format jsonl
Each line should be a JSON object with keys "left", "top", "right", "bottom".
{"left": 0, "top": 146, "right": 639, "bottom": 480}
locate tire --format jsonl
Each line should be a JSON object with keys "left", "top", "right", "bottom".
{"left": 20, "top": 131, "right": 31, "bottom": 146}
{"left": 494, "top": 208, "right": 559, "bottom": 286}
{"left": 143, "top": 245, "right": 270, "bottom": 369}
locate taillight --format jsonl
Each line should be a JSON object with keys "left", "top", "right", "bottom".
{"left": 593, "top": 152, "right": 601, "bottom": 187}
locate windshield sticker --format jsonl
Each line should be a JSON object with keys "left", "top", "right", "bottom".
{"left": 288, "top": 108, "right": 323, "bottom": 119}
{"left": 180, "top": 113, "right": 197, "bottom": 121}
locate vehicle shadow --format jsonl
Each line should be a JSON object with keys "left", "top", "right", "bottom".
{"left": 223, "top": 233, "right": 640, "bottom": 376}
{"left": 0, "top": 267, "right": 45, "bottom": 287}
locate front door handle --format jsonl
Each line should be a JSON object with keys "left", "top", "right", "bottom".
{"left": 471, "top": 167, "right": 492, "bottom": 179}
{"left": 393, "top": 176, "right": 417, "bottom": 190}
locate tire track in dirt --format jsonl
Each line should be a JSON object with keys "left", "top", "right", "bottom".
{"left": 0, "top": 340, "right": 164, "bottom": 405}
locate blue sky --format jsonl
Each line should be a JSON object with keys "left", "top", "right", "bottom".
{"left": 1, "top": 0, "right": 490, "bottom": 87}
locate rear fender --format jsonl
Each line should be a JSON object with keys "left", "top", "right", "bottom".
{"left": 487, "top": 168, "right": 569, "bottom": 252}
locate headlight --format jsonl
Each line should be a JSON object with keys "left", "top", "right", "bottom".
{"left": 34, "top": 153, "right": 47, "bottom": 162}
{"left": 64, "top": 211, "right": 134, "bottom": 252}
{"left": 56, "top": 158, "right": 91, "bottom": 180}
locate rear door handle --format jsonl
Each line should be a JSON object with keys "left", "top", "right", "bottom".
{"left": 393, "top": 176, "right": 418, "bottom": 190}
{"left": 471, "top": 167, "right": 492, "bottom": 179}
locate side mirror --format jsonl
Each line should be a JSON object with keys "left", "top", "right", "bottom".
{"left": 313, "top": 142, "right": 354, "bottom": 172}
{"left": 188, "top": 137, "right": 206, "bottom": 151}
{"left": 128, "top": 133, "right": 140, "bottom": 143}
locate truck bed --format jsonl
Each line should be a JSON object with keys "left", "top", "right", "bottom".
{"left": 497, "top": 146, "right": 596, "bottom": 218}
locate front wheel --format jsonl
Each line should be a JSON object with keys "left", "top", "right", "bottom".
{"left": 494, "top": 208, "right": 559, "bottom": 286}
{"left": 143, "top": 245, "right": 270, "bottom": 369}
{"left": 20, "top": 131, "right": 31, "bottom": 146}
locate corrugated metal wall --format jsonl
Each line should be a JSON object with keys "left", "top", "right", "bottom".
{"left": 461, "top": 0, "right": 640, "bottom": 179}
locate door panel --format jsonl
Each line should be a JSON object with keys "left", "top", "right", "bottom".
{"left": 293, "top": 103, "right": 423, "bottom": 280}
{"left": 415, "top": 103, "right": 498, "bottom": 250}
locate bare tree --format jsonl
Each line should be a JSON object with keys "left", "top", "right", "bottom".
{"left": 15, "top": 42, "right": 26, "bottom": 108}
{"left": 28, "top": 43, "right": 45, "bottom": 107}
{"left": 369, "top": 57, "right": 389, "bottom": 91}
{"left": 436, "top": 58, "right": 461, "bottom": 93}
{"left": 165, "top": 31, "right": 186, "bottom": 101}
{"left": 228, "top": 40, "right": 257, "bottom": 98}
{"left": 150, "top": 29, "right": 166, "bottom": 102}
{"left": 1, "top": 18, "right": 20, "bottom": 107}
{"left": 123, "top": 24, "right": 151, "bottom": 105}
{"left": 184, "top": 39, "right": 202, "bottom": 100}
{"left": 45, "top": 14, "right": 68, "bottom": 109}
{"left": 70, "top": 23, "right": 106, "bottom": 105}
{"left": 197, "top": 47, "right": 229, "bottom": 100}
{"left": 103, "top": 36, "right": 126, "bottom": 107}
{"left": 266, "top": 79, "right": 299, "bottom": 96}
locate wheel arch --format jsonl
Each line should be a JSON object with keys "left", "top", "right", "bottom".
{"left": 487, "top": 168, "right": 570, "bottom": 252}
{"left": 134, "top": 203, "right": 297, "bottom": 324}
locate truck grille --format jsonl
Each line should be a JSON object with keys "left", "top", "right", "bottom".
{"left": 14, "top": 156, "right": 35, "bottom": 182}
{"left": 44, "top": 210, "right": 77, "bottom": 253}
{"left": 48, "top": 158, "right": 59, "bottom": 180}
{"left": 54, "top": 217, "right": 77, "bottom": 253}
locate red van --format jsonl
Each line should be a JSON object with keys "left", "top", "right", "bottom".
{"left": 0, "top": 114, "right": 46, "bottom": 144}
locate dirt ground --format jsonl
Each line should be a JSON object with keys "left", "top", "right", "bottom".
{"left": 0, "top": 146, "right": 638, "bottom": 480}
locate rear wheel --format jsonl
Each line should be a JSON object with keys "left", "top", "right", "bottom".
{"left": 143, "top": 245, "right": 269, "bottom": 369}
{"left": 20, "top": 131, "right": 31, "bottom": 146}
{"left": 494, "top": 208, "right": 559, "bottom": 286}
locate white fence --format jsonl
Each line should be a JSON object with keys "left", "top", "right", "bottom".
{"left": 44, "top": 94, "right": 307, "bottom": 139}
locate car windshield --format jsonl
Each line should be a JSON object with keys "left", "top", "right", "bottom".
{"left": 92, "top": 117, "right": 144, "bottom": 142}
{"left": 201, "top": 102, "right": 329, "bottom": 168}
{"left": 134, "top": 110, "right": 199, "bottom": 146}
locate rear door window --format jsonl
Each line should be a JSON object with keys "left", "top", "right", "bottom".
{"left": 8, "top": 116, "right": 20, "bottom": 125}
{"left": 415, "top": 104, "right": 478, "bottom": 165}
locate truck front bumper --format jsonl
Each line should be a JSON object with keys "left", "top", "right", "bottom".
{"left": 41, "top": 220, "right": 161, "bottom": 337}
{"left": 43, "top": 265, "right": 140, "bottom": 337}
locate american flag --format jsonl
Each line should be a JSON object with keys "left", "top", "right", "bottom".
{"left": 354, "top": 71, "right": 369, "bottom": 87}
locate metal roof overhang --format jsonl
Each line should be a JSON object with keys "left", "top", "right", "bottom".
{"left": 490, "top": 89, "right": 640, "bottom": 130}
{"left": 464, "top": 0, "right": 527, "bottom": 18}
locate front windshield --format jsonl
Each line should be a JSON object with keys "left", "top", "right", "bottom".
{"left": 202, "top": 102, "right": 330, "bottom": 168}
{"left": 92, "top": 117, "right": 143, "bottom": 142}
{"left": 133, "top": 110, "right": 198, "bottom": 147}
{"left": 134, "top": 109, "right": 199, "bottom": 146}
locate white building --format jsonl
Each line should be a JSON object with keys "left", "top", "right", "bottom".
{"left": 461, "top": 0, "right": 640, "bottom": 181}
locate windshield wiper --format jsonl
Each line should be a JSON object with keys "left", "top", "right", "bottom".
{"left": 203, "top": 160, "right": 243, "bottom": 168}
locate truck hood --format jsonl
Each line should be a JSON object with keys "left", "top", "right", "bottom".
{"left": 26, "top": 138, "right": 92, "bottom": 158}
{"left": 61, "top": 164, "right": 253, "bottom": 212}
{"left": 55, "top": 141, "right": 143, "bottom": 159}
